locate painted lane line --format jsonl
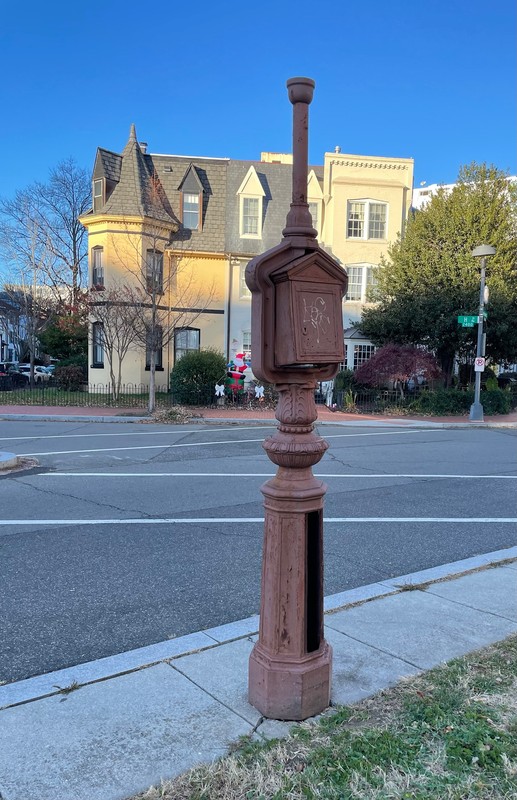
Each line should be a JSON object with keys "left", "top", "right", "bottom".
{"left": 1, "top": 517, "right": 516, "bottom": 526}
{"left": 20, "top": 437, "right": 264, "bottom": 457}
{"left": 19, "top": 428, "right": 447, "bottom": 457}
{"left": 39, "top": 472, "right": 517, "bottom": 479}
{"left": 0, "top": 425, "right": 276, "bottom": 443}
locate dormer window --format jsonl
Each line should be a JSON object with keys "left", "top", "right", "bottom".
{"left": 237, "top": 166, "right": 265, "bottom": 239}
{"left": 178, "top": 165, "right": 204, "bottom": 231}
{"left": 93, "top": 179, "right": 104, "bottom": 213}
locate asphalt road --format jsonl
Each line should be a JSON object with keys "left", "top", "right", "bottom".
{"left": 1, "top": 419, "right": 516, "bottom": 683}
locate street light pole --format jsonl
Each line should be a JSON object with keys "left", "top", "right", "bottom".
{"left": 469, "top": 244, "right": 496, "bottom": 421}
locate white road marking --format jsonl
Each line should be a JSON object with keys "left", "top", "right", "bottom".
{"left": 19, "top": 428, "right": 446, "bottom": 457}
{"left": 0, "top": 425, "right": 275, "bottom": 442}
{"left": 39, "top": 472, "right": 517, "bottom": 479}
{"left": 0, "top": 517, "right": 515, "bottom": 526}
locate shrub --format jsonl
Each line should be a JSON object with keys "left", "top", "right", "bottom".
{"left": 58, "top": 354, "right": 88, "bottom": 380}
{"left": 170, "top": 348, "right": 227, "bottom": 405}
{"left": 407, "top": 388, "right": 512, "bottom": 416}
{"left": 334, "top": 369, "right": 358, "bottom": 394}
{"left": 481, "top": 389, "right": 512, "bottom": 415}
{"left": 54, "top": 365, "right": 84, "bottom": 391}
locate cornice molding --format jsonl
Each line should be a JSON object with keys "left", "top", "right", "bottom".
{"left": 330, "top": 159, "right": 409, "bottom": 170}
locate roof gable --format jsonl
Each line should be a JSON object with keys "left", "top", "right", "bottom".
{"left": 177, "top": 164, "right": 204, "bottom": 194}
{"left": 236, "top": 165, "right": 266, "bottom": 197}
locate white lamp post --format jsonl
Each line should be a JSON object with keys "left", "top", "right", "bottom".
{"left": 469, "top": 244, "right": 496, "bottom": 421}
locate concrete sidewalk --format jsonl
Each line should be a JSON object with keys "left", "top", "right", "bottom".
{"left": 0, "top": 402, "right": 517, "bottom": 426}
{"left": 1, "top": 548, "right": 516, "bottom": 800}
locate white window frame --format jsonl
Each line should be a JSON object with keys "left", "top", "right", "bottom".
{"left": 345, "top": 263, "right": 379, "bottom": 303}
{"left": 308, "top": 200, "right": 322, "bottom": 235}
{"left": 174, "top": 328, "right": 200, "bottom": 362}
{"left": 347, "top": 199, "right": 387, "bottom": 241}
{"left": 353, "top": 344, "right": 376, "bottom": 370}
{"left": 239, "top": 195, "right": 262, "bottom": 239}
{"left": 239, "top": 264, "right": 251, "bottom": 299}
{"left": 242, "top": 330, "right": 252, "bottom": 361}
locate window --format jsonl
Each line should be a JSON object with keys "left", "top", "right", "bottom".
{"left": 93, "top": 179, "right": 104, "bottom": 213}
{"left": 345, "top": 263, "right": 379, "bottom": 302}
{"left": 347, "top": 200, "right": 387, "bottom": 240}
{"left": 309, "top": 201, "right": 320, "bottom": 232}
{"left": 182, "top": 192, "right": 200, "bottom": 230}
{"left": 353, "top": 344, "right": 376, "bottom": 370}
{"left": 91, "top": 247, "right": 104, "bottom": 288}
{"left": 145, "top": 325, "right": 163, "bottom": 370}
{"left": 242, "top": 330, "right": 252, "bottom": 361}
{"left": 239, "top": 264, "right": 251, "bottom": 298}
{"left": 242, "top": 197, "right": 260, "bottom": 236}
{"left": 174, "top": 328, "right": 200, "bottom": 362}
{"left": 145, "top": 250, "right": 163, "bottom": 294}
{"left": 92, "top": 322, "right": 104, "bottom": 367}
{"left": 365, "top": 265, "right": 378, "bottom": 298}
{"left": 346, "top": 266, "right": 364, "bottom": 301}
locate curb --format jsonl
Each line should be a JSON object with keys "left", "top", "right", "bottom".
{"left": 2, "top": 546, "right": 515, "bottom": 711}
{"left": 0, "top": 414, "right": 150, "bottom": 423}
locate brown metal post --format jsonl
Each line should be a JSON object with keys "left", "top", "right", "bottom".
{"left": 247, "top": 78, "right": 346, "bottom": 720}
{"left": 283, "top": 77, "right": 318, "bottom": 240}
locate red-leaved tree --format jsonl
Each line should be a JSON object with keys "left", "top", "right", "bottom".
{"left": 355, "top": 345, "right": 442, "bottom": 394}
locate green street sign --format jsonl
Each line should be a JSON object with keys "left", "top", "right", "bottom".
{"left": 457, "top": 315, "right": 478, "bottom": 327}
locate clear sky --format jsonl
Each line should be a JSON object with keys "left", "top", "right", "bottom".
{"left": 0, "top": 0, "right": 515, "bottom": 199}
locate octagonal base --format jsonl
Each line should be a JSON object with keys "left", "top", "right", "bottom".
{"left": 249, "top": 640, "right": 332, "bottom": 720}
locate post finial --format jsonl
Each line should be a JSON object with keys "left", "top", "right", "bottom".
{"left": 286, "top": 77, "right": 315, "bottom": 105}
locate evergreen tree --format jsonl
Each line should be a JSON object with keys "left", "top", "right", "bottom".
{"left": 360, "top": 164, "right": 517, "bottom": 385}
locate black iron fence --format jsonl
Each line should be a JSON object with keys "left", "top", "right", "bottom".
{"left": 0, "top": 382, "right": 275, "bottom": 409}
{"left": 0, "top": 381, "right": 515, "bottom": 414}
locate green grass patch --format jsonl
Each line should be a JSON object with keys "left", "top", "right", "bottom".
{"left": 0, "top": 388, "right": 175, "bottom": 409}
{"left": 130, "top": 634, "right": 517, "bottom": 800}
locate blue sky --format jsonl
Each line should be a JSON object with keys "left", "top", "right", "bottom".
{"left": 0, "top": 0, "right": 515, "bottom": 199}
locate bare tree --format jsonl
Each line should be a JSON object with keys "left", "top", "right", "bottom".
{"left": 109, "top": 175, "right": 216, "bottom": 413}
{"left": 0, "top": 158, "right": 91, "bottom": 308}
{"left": 86, "top": 284, "right": 141, "bottom": 401}
{"left": 1, "top": 203, "right": 58, "bottom": 385}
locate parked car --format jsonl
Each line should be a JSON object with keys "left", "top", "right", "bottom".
{"left": 0, "top": 363, "right": 29, "bottom": 389}
{"left": 18, "top": 365, "right": 52, "bottom": 384}
{"left": 497, "top": 372, "right": 517, "bottom": 389}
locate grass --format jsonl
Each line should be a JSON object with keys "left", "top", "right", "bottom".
{"left": 130, "top": 635, "right": 517, "bottom": 800}
{"left": 0, "top": 388, "right": 174, "bottom": 408}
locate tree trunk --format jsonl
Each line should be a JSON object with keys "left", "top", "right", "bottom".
{"left": 148, "top": 349, "right": 156, "bottom": 414}
{"left": 437, "top": 348, "right": 456, "bottom": 388}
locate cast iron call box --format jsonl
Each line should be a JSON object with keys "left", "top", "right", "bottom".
{"left": 246, "top": 240, "right": 347, "bottom": 383}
